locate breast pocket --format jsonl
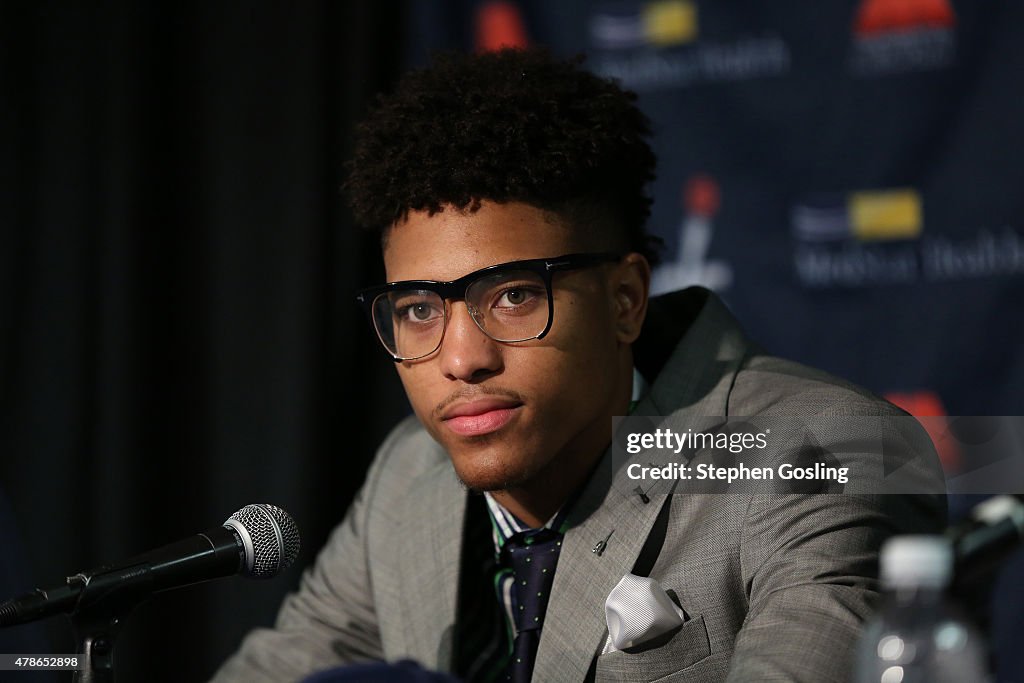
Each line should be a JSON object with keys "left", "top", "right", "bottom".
{"left": 594, "top": 614, "right": 712, "bottom": 683}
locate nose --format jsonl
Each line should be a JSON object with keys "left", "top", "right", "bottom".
{"left": 437, "top": 301, "right": 503, "bottom": 382}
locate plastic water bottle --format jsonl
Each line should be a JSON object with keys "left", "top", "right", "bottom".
{"left": 852, "top": 535, "right": 990, "bottom": 683}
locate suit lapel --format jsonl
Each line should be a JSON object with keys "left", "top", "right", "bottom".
{"left": 533, "top": 444, "right": 673, "bottom": 681}
{"left": 642, "top": 288, "right": 751, "bottom": 417}
{"left": 394, "top": 459, "right": 467, "bottom": 671}
{"left": 533, "top": 289, "right": 751, "bottom": 680}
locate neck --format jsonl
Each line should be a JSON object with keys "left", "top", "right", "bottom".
{"left": 490, "top": 466, "right": 587, "bottom": 528}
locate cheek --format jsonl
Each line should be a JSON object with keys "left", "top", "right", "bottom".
{"left": 550, "top": 298, "right": 619, "bottom": 367}
{"left": 520, "top": 322, "right": 619, "bottom": 410}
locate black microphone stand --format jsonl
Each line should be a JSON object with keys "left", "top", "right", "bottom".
{"left": 64, "top": 569, "right": 148, "bottom": 683}
{"left": 70, "top": 601, "right": 126, "bottom": 683}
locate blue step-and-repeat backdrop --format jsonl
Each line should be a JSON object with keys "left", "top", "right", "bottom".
{"left": 406, "top": 4, "right": 1024, "bottom": 675}
{"left": 408, "top": 0, "right": 1024, "bottom": 428}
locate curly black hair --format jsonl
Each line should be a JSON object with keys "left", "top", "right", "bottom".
{"left": 345, "top": 48, "right": 663, "bottom": 266}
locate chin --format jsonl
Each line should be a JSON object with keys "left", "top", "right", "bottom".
{"left": 448, "top": 447, "right": 538, "bottom": 493}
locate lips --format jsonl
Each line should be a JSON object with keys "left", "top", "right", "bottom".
{"left": 441, "top": 398, "right": 523, "bottom": 437}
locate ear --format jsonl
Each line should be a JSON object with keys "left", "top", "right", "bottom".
{"left": 610, "top": 253, "right": 650, "bottom": 344}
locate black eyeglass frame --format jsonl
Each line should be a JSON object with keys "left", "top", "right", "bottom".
{"left": 355, "top": 252, "right": 622, "bottom": 361}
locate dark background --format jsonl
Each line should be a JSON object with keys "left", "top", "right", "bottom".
{"left": 1, "top": 2, "right": 410, "bottom": 680}
{"left": 2, "top": 1, "right": 1022, "bottom": 681}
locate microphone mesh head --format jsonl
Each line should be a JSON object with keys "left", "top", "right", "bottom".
{"left": 228, "top": 504, "right": 301, "bottom": 578}
{"left": 0, "top": 602, "right": 17, "bottom": 625}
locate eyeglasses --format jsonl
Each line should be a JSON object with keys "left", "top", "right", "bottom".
{"left": 356, "top": 252, "right": 621, "bottom": 361}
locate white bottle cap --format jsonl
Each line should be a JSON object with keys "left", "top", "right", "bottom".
{"left": 880, "top": 535, "right": 953, "bottom": 589}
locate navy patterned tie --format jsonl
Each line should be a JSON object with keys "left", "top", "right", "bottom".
{"left": 502, "top": 527, "right": 563, "bottom": 682}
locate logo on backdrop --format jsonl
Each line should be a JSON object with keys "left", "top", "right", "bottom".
{"left": 884, "top": 393, "right": 1024, "bottom": 484}
{"left": 651, "top": 174, "right": 733, "bottom": 294}
{"left": 884, "top": 390, "right": 959, "bottom": 473}
{"left": 791, "top": 188, "right": 1024, "bottom": 288}
{"left": 475, "top": 1, "right": 531, "bottom": 51}
{"left": 588, "top": 0, "right": 790, "bottom": 91}
{"left": 849, "top": 0, "right": 956, "bottom": 76}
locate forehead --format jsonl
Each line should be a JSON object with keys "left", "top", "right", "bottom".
{"left": 383, "top": 202, "right": 577, "bottom": 282}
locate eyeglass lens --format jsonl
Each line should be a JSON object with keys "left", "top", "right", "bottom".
{"left": 371, "top": 268, "right": 550, "bottom": 359}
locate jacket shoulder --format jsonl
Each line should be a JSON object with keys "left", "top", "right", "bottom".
{"left": 728, "top": 352, "right": 906, "bottom": 417}
{"left": 367, "top": 414, "right": 448, "bottom": 498}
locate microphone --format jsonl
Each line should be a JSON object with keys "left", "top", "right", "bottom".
{"left": 949, "top": 493, "right": 1024, "bottom": 585}
{"left": 0, "top": 503, "right": 300, "bottom": 627}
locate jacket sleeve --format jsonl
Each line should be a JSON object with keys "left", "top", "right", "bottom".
{"left": 209, "top": 416, "right": 422, "bottom": 683}
{"left": 724, "top": 410, "right": 947, "bottom": 682}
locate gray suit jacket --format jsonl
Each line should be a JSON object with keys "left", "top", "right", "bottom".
{"left": 212, "top": 287, "right": 946, "bottom": 683}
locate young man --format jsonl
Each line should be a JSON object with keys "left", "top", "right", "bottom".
{"left": 213, "top": 49, "right": 944, "bottom": 682}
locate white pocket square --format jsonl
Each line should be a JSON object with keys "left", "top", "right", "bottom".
{"left": 602, "top": 573, "right": 686, "bottom": 654}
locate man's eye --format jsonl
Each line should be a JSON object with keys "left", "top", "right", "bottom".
{"left": 397, "top": 302, "right": 441, "bottom": 322}
{"left": 409, "top": 304, "right": 432, "bottom": 321}
{"left": 495, "top": 287, "right": 541, "bottom": 308}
